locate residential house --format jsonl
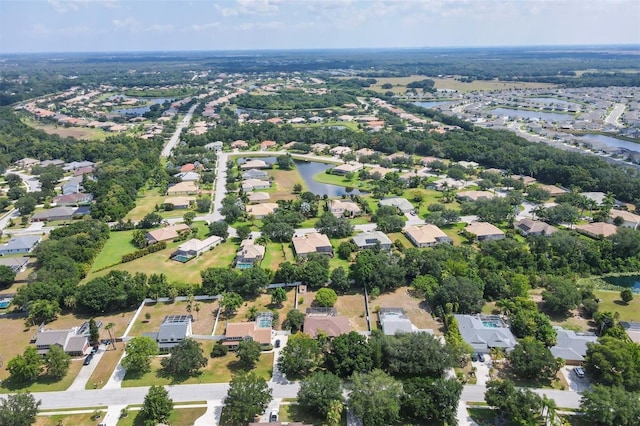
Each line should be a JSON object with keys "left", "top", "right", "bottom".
{"left": 163, "top": 196, "right": 196, "bottom": 209}
{"left": 204, "top": 141, "right": 223, "bottom": 152}
{"left": 379, "top": 197, "right": 415, "bottom": 213}
{"left": 260, "top": 140, "right": 277, "bottom": 150}
{"left": 454, "top": 314, "right": 517, "bottom": 354}
{"left": 515, "top": 218, "right": 557, "bottom": 237}
{"left": 34, "top": 326, "right": 91, "bottom": 356}
{"left": 368, "top": 167, "right": 394, "bottom": 178}
{"left": 511, "top": 174, "right": 537, "bottom": 186}
{"left": 242, "top": 179, "right": 271, "bottom": 192}
{"left": 575, "top": 222, "right": 618, "bottom": 239}
{"left": 328, "top": 199, "right": 361, "bottom": 217}
{"left": 235, "top": 240, "right": 265, "bottom": 269}
{"left": 246, "top": 203, "right": 278, "bottom": 219}
{"left": 0, "top": 256, "right": 30, "bottom": 272}
{"left": 550, "top": 326, "right": 597, "bottom": 365}
{"left": 174, "top": 172, "right": 200, "bottom": 182}
{"left": 310, "top": 143, "right": 330, "bottom": 153}
{"left": 457, "top": 190, "right": 495, "bottom": 202}
{"left": 355, "top": 148, "right": 375, "bottom": 159}
{"left": 329, "top": 146, "right": 352, "bottom": 156}
{"left": 379, "top": 307, "right": 433, "bottom": 336}
{"left": 167, "top": 181, "right": 199, "bottom": 195}
{"left": 222, "top": 317, "right": 272, "bottom": 350}
{"left": 303, "top": 309, "right": 350, "bottom": 338}
{"left": 352, "top": 230, "right": 392, "bottom": 251}
{"left": 248, "top": 192, "right": 271, "bottom": 204}
{"left": 145, "top": 315, "right": 193, "bottom": 352}
{"left": 430, "top": 177, "right": 468, "bottom": 191}
{"left": 536, "top": 184, "right": 568, "bottom": 197}
{"left": 609, "top": 209, "right": 640, "bottom": 230}
{"left": 40, "top": 159, "right": 65, "bottom": 168}
{"left": 31, "top": 206, "right": 78, "bottom": 222}
{"left": 403, "top": 224, "right": 452, "bottom": 248}
{"left": 465, "top": 222, "right": 505, "bottom": 241}
{"left": 63, "top": 161, "right": 95, "bottom": 172}
{"left": 0, "top": 236, "right": 41, "bottom": 256}
{"left": 52, "top": 193, "right": 93, "bottom": 206}
{"left": 292, "top": 232, "right": 333, "bottom": 257}
{"left": 62, "top": 177, "right": 83, "bottom": 195}
{"left": 240, "top": 159, "right": 268, "bottom": 170}
{"left": 172, "top": 235, "right": 222, "bottom": 260}
{"left": 73, "top": 166, "right": 95, "bottom": 177}
{"left": 242, "top": 169, "right": 269, "bottom": 180}
{"left": 145, "top": 224, "right": 191, "bottom": 244}
{"left": 332, "top": 163, "right": 363, "bottom": 175}
{"left": 16, "top": 158, "right": 40, "bottom": 169}
{"left": 180, "top": 163, "right": 197, "bottom": 173}
{"left": 231, "top": 140, "right": 249, "bottom": 149}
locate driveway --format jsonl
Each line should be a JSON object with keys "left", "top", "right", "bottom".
{"left": 270, "top": 333, "right": 289, "bottom": 384}
{"left": 471, "top": 354, "right": 491, "bottom": 386}
{"left": 456, "top": 401, "right": 479, "bottom": 426}
{"left": 561, "top": 366, "right": 591, "bottom": 392}
{"left": 67, "top": 345, "right": 106, "bottom": 391}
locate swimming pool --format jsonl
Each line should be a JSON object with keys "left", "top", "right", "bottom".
{"left": 0, "top": 300, "right": 11, "bottom": 309}
{"left": 482, "top": 321, "right": 499, "bottom": 328}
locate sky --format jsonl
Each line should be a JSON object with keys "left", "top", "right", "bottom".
{"left": 0, "top": 0, "right": 639, "bottom": 53}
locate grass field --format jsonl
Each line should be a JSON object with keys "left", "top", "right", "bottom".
{"left": 117, "top": 406, "right": 207, "bottom": 426}
{"left": 386, "top": 232, "right": 413, "bottom": 249}
{"left": 90, "top": 230, "right": 138, "bottom": 272}
{"left": 313, "top": 170, "right": 370, "bottom": 189}
{"left": 279, "top": 403, "right": 344, "bottom": 425}
{"left": 35, "top": 412, "right": 102, "bottom": 426}
{"left": 371, "top": 286, "right": 443, "bottom": 334}
{"left": 128, "top": 300, "right": 219, "bottom": 338}
{"left": 121, "top": 350, "right": 273, "bottom": 387}
{"left": 85, "top": 347, "right": 124, "bottom": 389}
{"left": 0, "top": 359, "right": 83, "bottom": 393}
{"left": 262, "top": 242, "right": 295, "bottom": 270}
{"left": 593, "top": 289, "right": 640, "bottom": 322}
{"left": 334, "top": 292, "right": 368, "bottom": 331}
{"left": 292, "top": 120, "right": 361, "bottom": 132}
{"left": 21, "top": 116, "right": 109, "bottom": 141}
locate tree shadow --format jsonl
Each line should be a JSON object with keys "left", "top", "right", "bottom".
{"left": 156, "top": 367, "right": 196, "bottom": 385}
{"left": 0, "top": 373, "right": 62, "bottom": 391}
{"left": 613, "top": 300, "right": 628, "bottom": 306}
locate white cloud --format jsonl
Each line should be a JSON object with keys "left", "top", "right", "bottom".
{"left": 31, "top": 24, "right": 50, "bottom": 35}
{"left": 216, "top": 0, "right": 281, "bottom": 17}
{"left": 238, "top": 21, "right": 284, "bottom": 31}
{"left": 189, "top": 22, "right": 221, "bottom": 32}
{"left": 47, "top": 0, "right": 81, "bottom": 13}
{"left": 112, "top": 17, "right": 142, "bottom": 32}
{"left": 59, "top": 25, "right": 94, "bottom": 35}
{"left": 148, "top": 24, "right": 174, "bottom": 33}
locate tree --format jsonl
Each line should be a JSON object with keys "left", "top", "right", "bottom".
{"left": 329, "top": 266, "right": 350, "bottom": 293}
{"left": 161, "top": 339, "right": 207, "bottom": 377}
{"left": 271, "top": 287, "right": 287, "bottom": 306}
{"left": 196, "top": 197, "right": 212, "bottom": 213}
{"left": 315, "top": 288, "right": 338, "bottom": 307}
{"left": 293, "top": 183, "right": 303, "bottom": 194}
{"left": 211, "top": 342, "right": 229, "bottom": 358}
{"left": 283, "top": 309, "right": 305, "bottom": 333}
{"left": 7, "top": 347, "right": 42, "bottom": 383}
{"left": 89, "top": 318, "right": 100, "bottom": 346}
{"left": 316, "top": 212, "right": 353, "bottom": 238}
{"left": 401, "top": 377, "right": 462, "bottom": 425}
{"left": 0, "top": 265, "right": 16, "bottom": 289}
{"left": 15, "top": 195, "right": 36, "bottom": 216}
{"left": 139, "top": 385, "right": 173, "bottom": 426}
{"left": 105, "top": 322, "right": 117, "bottom": 350}
{"left": 581, "top": 385, "right": 640, "bottom": 426}
{"left": 183, "top": 211, "right": 196, "bottom": 226}
{"left": 584, "top": 336, "right": 640, "bottom": 391}
{"left": 44, "top": 345, "right": 71, "bottom": 379}
{"left": 485, "top": 379, "right": 543, "bottom": 426}
{"left": 0, "top": 392, "right": 41, "bottom": 426}
{"left": 299, "top": 259, "right": 329, "bottom": 289}
{"left": 325, "top": 331, "right": 373, "bottom": 378}
{"left": 430, "top": 276, "right": 485, "bottom": 314}
{"left": 382, "top": 332, "right": 453, "bottom": 378}
{"left": 222, "top": 372, "right": 272, "bottom": 426}
{"left": 262, "top": 221, "right": 295, "bottom": 242}
{"left": 278, "top": 332, "right": 321, "bottom": 378}
{"left": 297, "top": 371, "right": 343, "bottom": 419}
{"left": 122, "top": 336, "right": 158, "bottom": 375}
{"left": 277, "top": 154, "right": 295, "bottom": 170}
{"left": 236, "top": 224, "right": 251, "bottom": 241}
{"left": 131, "top": 229, "right": 147, "bottom": 249}
{"left": 336, "top": 241, "right": 354, "bottom": 260}
{"left": 208, "top": 221, "right": 229, "bottom": 240}
{"left": 236, "top": 339, "right": 261, "bottom": 369}
{"left": 542, "top": 276, "right": 581, "bottom": 316}
{"left": 621, "top": 288, "right": 634, "bottom": 304}
{"left": 508, "top": 337, "right": 562, "bottom": 381}
{"left": 26, "top": 299, "right": 60, "bottom": 326}
{"left": 349, "top": 369, "right": 403, "bottom": 426}
{"left": 220, "top": 292, "right": 243, "bottom": 315}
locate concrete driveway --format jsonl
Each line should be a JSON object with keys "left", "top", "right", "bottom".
{"left": 471, "top": 354, "right": 491, "bottom": 386}
{"left": 561, "top": 366, "right": 591, "bottom": 392}
{"left": 68, "top": 345, "right": 106, "bottom": 391}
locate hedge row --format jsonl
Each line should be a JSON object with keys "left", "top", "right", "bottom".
{"left": 121, "top": 241, "right": 167, "bottom": 263}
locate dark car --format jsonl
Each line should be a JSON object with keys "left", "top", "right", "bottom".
{"left": 478, "top": 353, "right": 486, "bottom": 362}
{"left": 275, "top": 339, "right": 281, "bottom": 348}
{"left": 83, "top": 354, "right": 93, "bottom": 366}
{"left": 471, "top": 353, "right": 479, "bottom": 362}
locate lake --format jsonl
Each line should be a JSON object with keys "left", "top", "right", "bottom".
{"left": 414, "top": 101, "right": 451, "bottom": 109}
{"left": 295, "top": 160, "right": 367, "bottom": 197}
{"left": 113, "top": 98, "right": 172, "bottom": 116}
{"left": 526, "top": 97, "right": 577, "bottom": 108}
{"left": 603, "top": 275, "right": 640, "bottom": 292}
{"left": 577, "top": 134, "right": 640, "bottom": 153}
{"left": 490, "top": 107, "right": 573, "bottom": 122}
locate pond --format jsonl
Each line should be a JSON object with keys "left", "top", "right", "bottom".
{"left": 414, "top": 101, "right": 451, "bottom": 109}
{"left": 526, "top": 97, "right": 578, "bottom": 108}
{"left": 295, "top": 160, "right": 368, "bottom": 197}
{"left": 577, "top": 134, "right": 640, "bottom": 153}
{"left": 490, "top": 107, "right": 573, "bottom": 122}
{"left": 113, "top": 98, "right": 172, "bottom": 116}
{"left": 603, "top": 275, "right": 640, "bottom": 292}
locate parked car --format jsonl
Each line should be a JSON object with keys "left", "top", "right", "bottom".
{"left": 478, "top": 353, "right": 486, "bottom": 362}
{"left": 574, "top": 367, "right": 585, "bottom": 378}
{"left": 275, "top": 339, "right": 281, "bottom": 348}
{"left": 471, "top": 353, "right": 479, "bottom": 362}
{"left": 83, "top": 354, "right": 93, "bottom": 366}
{"left": 269, "top": 410, "right": 278, "bottom": 423}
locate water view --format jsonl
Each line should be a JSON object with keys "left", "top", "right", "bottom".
{"left": 113, "top": 98, "right": 172, "bottom": 116}
{"left": 603, "top": 275, "right": 640, "bottom": 292}
{"left": 577, "top": 134, "right": 640, "bottom": 153}
{"left": 414, "top": 101, "right": 451, "bottom": 109}
{"left": 295, "top": 160, "right": 367, "bottom": 197}
{"left": 490, "top": 107, "right": 573, "bottom": 122}
{"left": 526, "top": 97, "right": 578, "bottom": 108}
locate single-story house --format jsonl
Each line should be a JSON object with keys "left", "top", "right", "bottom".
{"left": 231, "top": 140, "right": 249, "bottom": 149}
{"left": 352, "top": 230, "right": 392, "bottom": 251}
{"left": 609, "top": 209, "right": 640, "bottom": 230}
{"left": 235, "top": 240, "right": 266, "bottom": 269}
{"left": 511, "top": 174, "right": 537, "bottom": 186}
{"left": 378, "top": 307, "right": 433, "bottom": 336}
{"left": 40, "top": 159, "right": 65, "bottom": 168}
{"left": 515, "top": 218, "right": 557, "bottom": 237}
{"left": 167, "top": 181, "right": 199, "bottom": 195}
{"left": 454, "top": 314, "right": 517, "bottom": 354}
{"left": 144, "top": 315, "right": 193, "bottom": 352}
{"left": 174, "top": 172, "right": 200, "bottom": 182}
{"left": 248, "top": 192, "right": 271, "bottom": 204}
{"left": 0, "top": 236, "right": 41, "bottom": 256}
{"left": 355, "top": 148, "right": 375, "bottom": 159}
{"left": 368, "top": 167, "right": 394, "bottom": 178}
{"left": 550, "top": 326, "right": 597, "bottom": 365}
{"left": 52, "top": 193, "right": 93, "bottom": 206}
{"left": 242, "top": 169, "right": 269, "bottom": 180}
{"left": 180, "top": 163, "right": 197, "bottom": 172}
{"left": 575, "top": 222, "right": 618, "bottom": 239}
{"left": 457, "top": 190, "right": 495, "bottom": 202}
{"left": 172, "top": 235, "right": 222, "bottom": 259}
{"left": 146, "top": 224, "right": 191, "bottom": 244}
{"left": 34, "top": 327, "right": 90, "bottom": 356}
{"left": 430, "top": 177, "right": 468, "bottom": 191}
{"left": 328, "top": 199, "right": 361, "bottom": 217}
{"left": 403, "top": 224, "right": 452, "bottom": 248}
{"left": 73, "top": 166, "right": 95, "bottom": 177}
{"left": 204, "top": 141, "right": 223, "bottom": 152}
{"left": 379, "top": 197, "right": 414, "bottom": 213}
{"left": 332, "top": 163, "right": 363, "bottom": 175}
{"left": 222, "top": 318, "right": 272, "bottom": 350}
{"left": 242, "top": 179, "right": 271, "bottom": 192}
{"left": 536, "top": 184, "right": 569, "bottom": 197}
{"left": 240, "top": 159, "right": 268, "bottom": 170}
{"left": 329, "top": 146, "right": 352, "bottom": 156}
{"left": 0, "top": 256, "right": 30, "bottom": 272}
{"left": 465, "top": 222, "right": 505, "bottom": 241}
{"left": 16, "top": 157, "right": 40, "bottom": 169}
{"left": 246, "top": 203, "right": 278, "bottom": 219}
{"left": 303, "top": 312, "right": 350, "bottom": 338}
{"left": 63, "top": 160, "right": 95, "bottom": 172}
{"left": 260, "top": 140, "right": 277, "bottom": 150}
{"left": 31, "top": 206, "right": 78, "bottom": 222}
{"left": 310, "top": 143, "right": 330, "bottom": 153}
{"left": 292, "top": 232, "right": 333, "bottom": 257}
{"left": 62, "top": 180, "right": 82, "bottom": 195}
{"left": 163, "top": 196, "right": 196, "bottom": 209}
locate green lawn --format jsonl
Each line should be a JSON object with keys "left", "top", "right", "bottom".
{"left": 313, "top": 170, "right": 370, "bottom": 189}
{"left": 0, "top": 360, "right": 82, "bottom": 393}
{"left": 594, "top": 289, "right": 640, "bottom": 321}
{"left": 292, "top": 120, "right": 361, "bottom": 132}
{"left": 91, "top": 230, "right": 138, "bottom": 272}
{"left": 35, "top": 412, "right": 102, "bottom": 426}
{"left": 263, "top": 242, "right": 295, "bottom": 270}
{"left": 122, "top": 350, "right": 273, "bottom": 387}
{"left": 117, "top": 406, "right": 207, "bottom": 426}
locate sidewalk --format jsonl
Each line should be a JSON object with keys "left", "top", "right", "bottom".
{"left": 193, "top": 400, "right": 223, "bottom": 426}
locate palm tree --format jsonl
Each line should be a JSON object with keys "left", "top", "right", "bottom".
{"left": 105, "top": 322, "right": 116, "bottom": 350}
{"left": 540, "top": 394, "right": 558, "bottom": 425}
{"left": 194, "top": 303, "right": 201, "bottom": 321}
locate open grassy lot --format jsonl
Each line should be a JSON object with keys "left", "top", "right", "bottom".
{"left": 293, "top": 120, "right": 361, "bottom": 132}
{"left": 490, "top": 358, "right": 570, "bottom": 391}
{"left": 21, "top": 116, "right": 109, "bottom": 141}
{"left": 313, "top": 170, "right": 371, "bottom": 190}
{"left": 0, "top": 317, "right": 41, "bottom": 381}
{"left": 85, "top": 347, "right": 124, "bottom": 389}
{"left": 279, "top": 402, "right": 347, "bottom": 425}
{"left": 334, "top": 291, "right": 368, "bottom": 331}
{"left": 90, "top": 230, "right": 138, "bottom": 272}
{"left": 0, "top": 359, "right": 82, "bottom": 393}
{"left": 86, "top": 238, "right": 239, "bottom": 285}
{"left": 121, "top": 350, "right": 273, "bottom": 387}
{"left": 117, "top": 406, "right": 207, "bottom": 426}
{"left": 431, "top": 76, "right": 557, "bottom": 92}
{"left": 593, "top": 289, "right": 640, "bottom": 322}
{"left": 49, "top": 310, "right": 136, "bottom": 342}
{"left": 128, "top": 300, "right": 218, "bottom": 338}
{"left": 124, "top": 187, "right": 165, "bottom": 222}
{"left": 216, "top": 288, "right": 296, "bottom": 334}
{"left": 262, "top": 242, "right": 295, "bottom": 270}
{"left": 266, "top": 168, "right": 307, "bottom": 201}
{"left": 387, "top": 232, "right": 413, "bottom": 249}
{"left": 35, "top": 412, "right": 102, "bottom": 426}
{"left": 441, "top": 222, "right": 467, "bottom": 246}
{"left": 371, "top": 286, "right": 443, "bottom": 334}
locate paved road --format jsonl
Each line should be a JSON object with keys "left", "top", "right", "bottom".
{"left": 605, "top": 103, "right": 625, "bottom": 127}
{"left": 7, "top": 169, "right": 41, "bottom": 192}
{"left": 160, "top": 103, "right": 198, "bottom": 158}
